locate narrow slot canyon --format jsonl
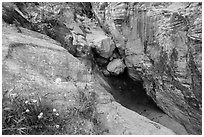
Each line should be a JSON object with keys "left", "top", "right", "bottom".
{"left": 92, "top": 65, "right": 189, "bottom": 135}
{"left": 2, "top": 2, "right": 201, "bottom": 135}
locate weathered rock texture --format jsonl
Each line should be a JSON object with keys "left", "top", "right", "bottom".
{"left": 2, "top": 14, "right": 175, "bottom": 134}
{"left": 93, "top": 2, "right": 202, "bottom": 134}
{"left": 2, "top": 2, "right": 201, "bottom": 135}
{"left": 94, "top": 37, "right": 115, "bottom": 59}
{"left": 2, "top": 2, "right": 93, "bottom": 58}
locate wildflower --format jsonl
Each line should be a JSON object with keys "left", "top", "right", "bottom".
{"left": 32, "top": 99, "right": 37, "bottom": 103}
{"left": 55, "top": 125, "right": 60, "bottom": 128}
{"left": 38, "top": 115, "right": 42, "bottom": 119}
{"left": 53, "top": 108, "right": 57, "bottom": 112}
{"left": 25, "top": 100, "right": 29, "bottom": 104}
{"left": 55, "top": 78, "right": 61, "bottom": 84}
{"left": 56, "top": 113, "right": 59, "bottom": 116}
{"left": 38, "top": 112, "right": 43, "bottom": 119}
{"left": 25, "top": 109, "right": 30, "bottom": 113}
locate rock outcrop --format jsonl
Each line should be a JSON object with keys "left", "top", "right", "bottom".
{"left": 2, "top": 16, "right": 175, "bottom": 135}
{"left": 2, "top": 2, "right": 202, "bottom": 135}
{"left": 93, "top": 2, "right": 202, "bottom": 135}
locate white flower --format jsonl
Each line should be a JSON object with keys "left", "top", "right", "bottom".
{"left": 55, "top": 125, "right": 60, "bottom": 128}
{"left": 38, "top": 115, "right": 42, "bottom": 119}
{"left": 32, "top": 99, "right": 37, "bottom": 103}
{"left": 56, "top": 113, "right": 59, "bottom": 116}
{"left": 53, "top": 108, "right": 57, "bottom": 112}
{"left": 25, "top": 100, "right": 29, "bottom": 104}
{"left": 38, "top": 112, "right": 43, "bottom": 119}
{"left": 55, "top": 78, "right": 61, "bottom": 84}
{"left": 25, "top": 109, "right": 30, "bottom": 113}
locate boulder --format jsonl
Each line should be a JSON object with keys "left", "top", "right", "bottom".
{"left": 86, "top": 26, "right": 115, "bottom": 59}
{"left": 95, "top": 37, "right": 115, "bottom": 58}
{"left": 107, "top": 59, "right": 126, "bottom": 75}
{"left": 93, "top": 2, "right": 126, "bottom": 53}
{"left": 105, "top": 19, "right": 126, "bottom": 51}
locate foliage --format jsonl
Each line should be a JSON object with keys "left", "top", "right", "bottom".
{"left": 2, "top": 95, "right": 65, "bottom": 135}
{"left": 2, "top": 89, "right": 101, "bottom": 135}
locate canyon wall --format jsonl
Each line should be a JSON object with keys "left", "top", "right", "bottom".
{"left": 93, "top": 2, "right": 202, "bottom": 134}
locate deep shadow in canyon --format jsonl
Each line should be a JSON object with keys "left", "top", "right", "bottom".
{"left": 93, "top": 67, "right": 189, "bottom": 135}
{"left": 102, "top": 69, "right": 165, "bottom": 115}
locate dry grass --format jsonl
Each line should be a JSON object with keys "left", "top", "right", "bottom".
{"left": 2, "top": 89, "right": 103, "bottom": 135}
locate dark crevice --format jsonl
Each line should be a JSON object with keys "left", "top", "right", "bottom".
{"left": 100, "top": 68, "right": 165, "bottom": 114}
{"left": 90, "top": 46, "right": 165, "bottom": 114}
{"left": 92, "top": 62, "right": 189, "bottom": 134}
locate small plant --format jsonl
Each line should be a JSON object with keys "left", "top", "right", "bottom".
{"left": 2, "top": 95, "right": 66, "bottom": 135}
{"left": 62, "top": 90, "right": 98, "bottom": 135}
{"left": 2, "top": 89, "right": 105, "bottom": 135}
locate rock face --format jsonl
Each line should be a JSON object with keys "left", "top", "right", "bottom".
{"left": 107, "top": 59, "right": 126, "bottom": 75}
{"left": 109, "top": 2, "right": 128, "bottom": 24}
{"left": 2, "top": 2, "right": 94, "bottom": 58}
{"left": 95, "top": 100, "right": 175, "bottom": 135}
{"left": 2, "top": 23, "right": 91, "bottom": 115}
{"left": 2, "top": 2, "right": 202, "bottom": 135}
{"left": 2, "top": 16, "right": 175, "bottom": 134}
{"left": 94, "top": 2, "right": 202, "bottom": 135}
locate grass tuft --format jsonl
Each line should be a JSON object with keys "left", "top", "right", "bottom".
{"left": 2, "top": 95, "right": 67, "bottom": 135}
{"left": 2, "top": 89, "right": 102, "bottom": 135}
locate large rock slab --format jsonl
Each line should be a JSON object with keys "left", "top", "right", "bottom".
{"left": 2, "top": 24, "right": 93, "bottom": 118}
{"left": 91, "top": 81, "right": 175, "bottom": 135}
{"left": 96, "top": 102, "right": 175, "bottom": 135}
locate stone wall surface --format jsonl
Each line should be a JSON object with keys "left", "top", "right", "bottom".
{"left": 93, "top": 2, "right": 202, "bottom": 134}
